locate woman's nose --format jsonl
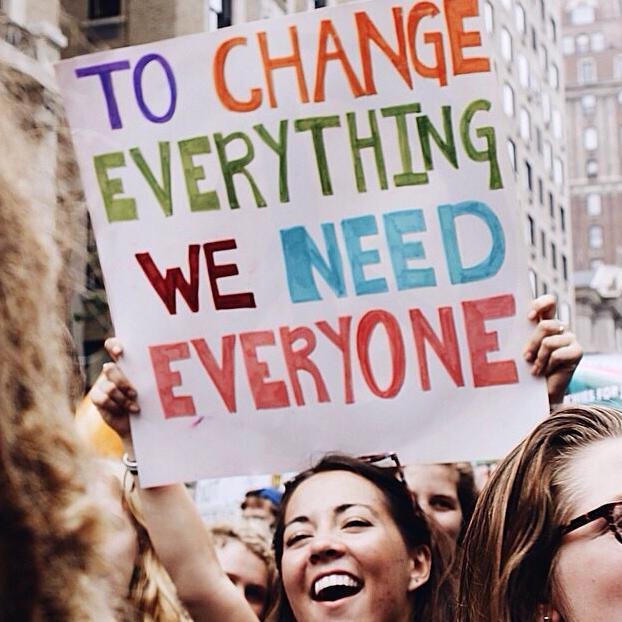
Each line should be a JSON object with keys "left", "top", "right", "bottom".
{"left": 308, "top": 536, "right": 346, "bottom": 565}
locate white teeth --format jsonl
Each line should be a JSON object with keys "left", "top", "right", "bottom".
{"left": 313, "top": 573, "right": 360, "bottom": 596}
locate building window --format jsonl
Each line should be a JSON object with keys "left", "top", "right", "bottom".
{"left": 581, "top": 94, "right": 596, "bottom": 112}
{"left": 541, "top": 230, "right": 547, "bottom": 257}
{"left": 541, "top": 280, "right": 548, "bottom": 295}
{"left": 587, "top": 192, "right": 602, "bottom": 215}
{"left": 548, "top": 63, "right": 559, "bottom": 90}
{"left": 515, "top": 3, "right": 526, "bottom": 34}
{"left": 484, "top": 1, "right": 494, "bottom": 33}
{"left": 501, "top": 0, "right": 511, "bottom": 10}
{"left": 544, "top": 141, "right": 553, "bottom": 172}
{"left": 536, "top": 127, "right": 543, "bottom": 154}
{"left": 548, "top": 191, "right": 555, "bottom": 218}
{"left": 586, "top": 159, "right": 598, "bottom": 177}
{"left": 205, "top": 0, "right": 232, "bottom": 30}
{"left": 527, "top": 215, "right": 536, "bottom": 246}
{"left": 314, "top": 0, "right": 328, "bottom": 6}
{"left": 529, "top": 269, "right": 538, "bottom": 297}
{"left": 88, "top": 0, "right": 121, "bottom": 19}
{"left": 563, "top": 35, "right": 575, "bottom": 55}
{"left": 591, "top": 32, "right": 605, "bottom": 52}
{"left": 552, "top": 109, "right": 562, "bottom": 139}
{"left": 538, "top": 178, "right": 544, "bottom": 205}
{"left": 551, "top": 242, "right": 557, "bottom": 269}
{"left": 520, "top": 107, "right": 531, "bottom": 142}
{"left": 503, "top": 82, "right": 515, "bottom": 117}
{"left": 576, "top": 33, "right": 590, "bottom": 53}
{"left": 507, "top": 139, "right": 517, "bottom": 172}
{"left": 570, "top": 5, "right": 595, "bottom": 25}
{"left": 540, "top": 44, "right": 549, "bottom": 72}
{"left": 542, "top": 91, "right": 551, "bottom": 123}
{"left": 584, "top": 126, "right": 598, "bottom": 150}
{"left": 588, "top": 225, "right": 603, "bottom": 249}
{"left": 531, "top": 26, "right": 537, "bottom": 51}
{"left": 614, "top": 54, "right": 622, "bottom": 79}
{"left": 501, "top": 28, "right": 513, "bottom": 62}
{"left": 578, "top": 57, "right": 597, "bottom": 83}
{"left": 524, "top": 160, "right": 533, "bottom": 192}
{"left": 560, "top": 206, "right": 566, "bottom": 232}
{"left": 550, "top": 17, "right": 557, "bottom": 42}
{"left": 518, "top": 54, "right": 529, "bottom": 87}
{"left": 562, "top": 255, "right": 568, "bottom": 281}
{"left": 554, "top": 158, "right": 564, "bottom": 187}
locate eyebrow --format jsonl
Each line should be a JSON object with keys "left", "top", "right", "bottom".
{"left": 284, "top": 503, "right": 378, "bottom": 530}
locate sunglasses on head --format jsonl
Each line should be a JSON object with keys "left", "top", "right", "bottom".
{"left": 560, "top": 500, "right": 622, "bottom": 544}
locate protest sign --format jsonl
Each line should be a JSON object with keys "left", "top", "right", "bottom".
{"left": 56, "top": 0, "right": 549, "bottom": 486}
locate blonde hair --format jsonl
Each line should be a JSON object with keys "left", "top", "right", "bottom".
{"left": 0, "top": 89, "right": 114, "bottom": 617}
{"left": 123, "top": 475, "right": 191, "bottom": 621}
{"left": 458, "top": 405, "right": 622, "bottom": 621}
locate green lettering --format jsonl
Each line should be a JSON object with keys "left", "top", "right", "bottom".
{"left": 346, "top": 110, "right": 388, "bottom": 193}
{"left": 130, "top": 142, "right": 172, "bottom": 217}
{"left": 460, "top": 99, "right": 503, "bottom": 190}
{"left": 178, "top": 136, "right": 220, "bottom": 212}
{"left": 214, "top": 131, "right": 267, "bottom": 209}
{"left": 254, "top": 120, "right": 290, "bottom": 203}
{"left": 416, "top": 105, "right": 458, "bottom": 171}
{"left": 294, "top": 115, "right": 341, "bottom": 196}
{"left": 93, "top": 152, "right": 137, "bottom": 222}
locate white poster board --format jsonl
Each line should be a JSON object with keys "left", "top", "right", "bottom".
{"left": 57, "top": 0, "right": 548, "bottom": 486}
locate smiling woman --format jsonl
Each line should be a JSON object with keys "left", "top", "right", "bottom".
{"left": 269, "top": 455, "right": 455, "bottom": 622}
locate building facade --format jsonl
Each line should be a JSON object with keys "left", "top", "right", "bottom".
{"left": 562, "top": 0, "right": 622, "bottom": 271}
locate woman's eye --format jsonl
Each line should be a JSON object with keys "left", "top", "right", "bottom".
{"left": 285, "top": 532, "right": 311, "bottom": 547}
{"left": 343, "top": 518, "right": 371, "bottom": 529}
{"left": 430, "top": 496, "right": 457, "bottom": 512}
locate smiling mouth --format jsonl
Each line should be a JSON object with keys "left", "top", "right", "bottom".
{"left": 311, "top": 573, "right": 363, "bottom": 602}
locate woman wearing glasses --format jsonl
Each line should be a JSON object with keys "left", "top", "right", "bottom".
{"left": 458, "top": 404, "right": 622, "bottom": 621}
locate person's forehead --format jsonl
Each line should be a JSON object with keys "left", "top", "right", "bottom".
{"left": 404, "top": 464, "right": 459, "bottom": 496}
{"left": 285, "top": 470, "right": 386, "bottom": 520}
{"left": 216, "top": 539, "right": 268, "bottom": 577}
{"left": 564, "top": 437, "right": 622, "bottom": 513}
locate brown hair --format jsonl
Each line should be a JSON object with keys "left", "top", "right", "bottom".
{"left": 123, "top": 474, "right": 191, "bottom": 621}
{"left": 0, "top": 95, "right": 114, "bottom": 618}
{"left": 458, "top": 405, "right": 622, "bottom": 621}
{"left": 267, "top": 453, "right": 456, "bottom": 622}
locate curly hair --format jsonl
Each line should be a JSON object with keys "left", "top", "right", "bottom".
{"left": 0, "top": 99, "right": 115, "bottom": 617}
{"left": 458, "top": 404, "right": 622, "bottom": 621}
{"left": 123, "top": 474, "right": 192, "bottom": 621}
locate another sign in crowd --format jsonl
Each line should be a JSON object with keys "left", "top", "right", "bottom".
{"left": 1, "top": 1, "right": 619, "bottom": 620}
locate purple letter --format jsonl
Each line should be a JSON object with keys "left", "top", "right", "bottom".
{"left": 75, "top": 60, "right": 131, "bottom": 130}
{"left": 133, "top": 53, "right": 177, "bottom": 124}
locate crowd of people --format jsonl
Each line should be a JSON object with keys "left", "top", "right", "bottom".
{"left": 0, "top": 90, "right": 620, "bottom": 622}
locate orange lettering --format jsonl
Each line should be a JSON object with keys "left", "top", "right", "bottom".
{"left": 443, "top": 0, "right": 490, "bottom": 75}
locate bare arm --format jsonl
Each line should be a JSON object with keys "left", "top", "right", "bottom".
{"left": 523, "top": 295, "right": 583, "bottom": 407}
{"left": 90, "top": 340, "right": 257, "bottom": 622}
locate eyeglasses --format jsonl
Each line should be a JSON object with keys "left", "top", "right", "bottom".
{"left": 358, "top": 452, "right": 407, "bottom": 486}
{"left": 561, "top": 500, "right": 622, "bottom": 544}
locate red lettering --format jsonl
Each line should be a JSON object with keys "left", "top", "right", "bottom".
{"left": 239, "top": 331, "right": 290, "bottom": 409}
{"left": 409, "top": 306, "right": 464, "bottom": 391}
{"left": 149, "top": 342, "right": 196, "bottom": 418}
{"left": 279, "top": 326, "right": 330, "bottom": 406}
{"left": 314, "top": 19, "right": 365, "bottom": 102}
{"left": 443, "top": 0, "right": 491, "bottom": 75}
{"left": 191, "top": 336, "right": 237, "bottom": 413}
{"left": 203, "top": 239, "right": 256, "bottom": 310}
{"left": 462, "top": 294, "right": 518, "bottom": 387}
{"left": 257, "top": 26, "right": 309, "bottom": 108}
{"left": 317, "top": 316, "right": 354, "bottom": 404}
{"left": 136, "top": 245, "right": 200, "bottom": 314}
{"left": 355, "top": 7, "right": 412, "bottom": 95}
{"left": 213, "top": 37, "right": 262, "bottom": 112}
{"left": 356, "top": 310, "right": 405, "bottom": 398}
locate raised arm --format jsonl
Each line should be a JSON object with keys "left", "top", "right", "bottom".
{"left": 90, "top": 339, "right": 257, "bottom": 622}
{"left": 522, "top": 295, "right": 583, "bottom": 407}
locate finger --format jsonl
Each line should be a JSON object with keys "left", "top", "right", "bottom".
{"left": 523, "top": 319, "right": 566, "bottom": 362}
{"left": 531, "top": 332, "right": 576, "bottom": 376}
{"left": 527, "top": 294, "right": 557, "bottom": 322}
{"left": 545, "top": 339, "right": 582, "bottom": 375}
{"left": 102, "top": 362, "right": 138, "bottom": 401}
{"left": 105, "top": 337, "right": 124, "bottom": 361}
{"left": 89, "top": 382, "right": 132, "bottom": 417}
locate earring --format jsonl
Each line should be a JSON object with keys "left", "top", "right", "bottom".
{"left": 543, "top": 616, "right": 551, "bottom": 621}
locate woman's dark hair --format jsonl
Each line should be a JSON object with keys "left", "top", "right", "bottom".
{"left": 267, "top": 453, "right": 456, "bottom": 622}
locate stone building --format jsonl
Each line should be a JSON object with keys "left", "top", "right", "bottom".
{"left": 562, "top": 0, "right": 622, "bottom": 271}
